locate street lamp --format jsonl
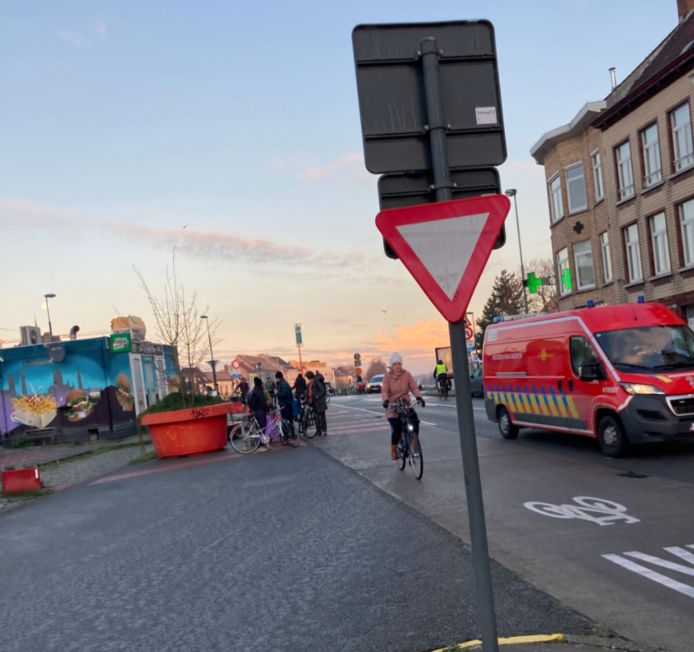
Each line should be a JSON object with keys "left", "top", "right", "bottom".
{"left": 504, "top": 189, "right": 529, "bottom": 313}
{"left": 44, "top": 293, "right": 56, "bottom": 339}
{"left": 200, "top": 315, "right": 218, "bottom": 393}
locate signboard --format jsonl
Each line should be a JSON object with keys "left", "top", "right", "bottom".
{"left": 352, "top": 21, "right": 506, "bottom": 174}
{"left": 294, "top": 323, "right": 303, "bottom": 346}
{"left": 376, "top": 195, "right": 510, "bottom": 322}
{"left": 231, "top": 360, "right": 240, "bottom": 369}
{"left": 109, "top": 332, "right": 132, "bottom": 353}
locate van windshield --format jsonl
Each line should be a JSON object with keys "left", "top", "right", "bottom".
{"left": 595, "top": 325, "right": 694, "bottom": 372}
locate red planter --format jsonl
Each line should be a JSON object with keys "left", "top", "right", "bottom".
{"left": 2, "top": 467, "right": 41, "bottom": 494}
{"left": 140, "top": 402, "right": 245, "bottom": 459}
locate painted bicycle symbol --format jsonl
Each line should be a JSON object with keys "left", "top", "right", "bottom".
{"left": 523, "top": 496, "right": 639, "bottom": 526}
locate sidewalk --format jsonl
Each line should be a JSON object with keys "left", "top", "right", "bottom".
{"left": 0, "top": 433, "right": 151, "bottom": 470}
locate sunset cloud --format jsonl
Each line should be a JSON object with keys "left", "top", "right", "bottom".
{"left": 298, "top": 153, "right": 367, "bottom": 182}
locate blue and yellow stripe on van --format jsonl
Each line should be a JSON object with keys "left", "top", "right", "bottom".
{"left": 485, "top": 383, "right": 585, "bottom": 430}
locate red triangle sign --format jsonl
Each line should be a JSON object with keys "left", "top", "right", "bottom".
{"left": 376, "top": 195, "right": 511, "bottom": 323}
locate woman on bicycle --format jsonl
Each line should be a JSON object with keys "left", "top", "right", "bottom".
{"left": 381, "top": 352, "right": 425, "bottom": 460}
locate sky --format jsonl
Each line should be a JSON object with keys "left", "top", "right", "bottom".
{"left": 0, "top": 1, "right": 679, "bottom": 374}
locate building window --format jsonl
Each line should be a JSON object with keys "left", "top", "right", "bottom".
{"left": 591, "top": 150, "right": 604, "bottom": 202}
{"left": 649, "top": 212, "right": 670, "bottom": 276}
{"left": 615, "top": 141, "right": 634, "bottom": 200}
{"left": 556, "top": 247, "right": 570, "bottom": 295}
{"left": 548, "top": 174, "right": 563, "bottom": 223}
{"left": 624, "top": 223, "right": 643, "bottom": 283}
{"left": 600, "top": 231, "right": 612, "bottom": 283}
{"left": 671, "top": 102, "right": 694, "bottom": 172}
{"left": 679, "top": 198, "right": 694, "bottom": 267}
{"left": 641, "top": 123, "right": 662, "bottom": 187}
{"left": 573, "top": 240, "right": 595, "bottom": 290}
{"left": 565, "top": 163, "right": 587, "bottom": 213}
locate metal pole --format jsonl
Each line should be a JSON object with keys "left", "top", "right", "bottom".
{"left": 298, "top": 345, "right": 303, "bottom": 373}
{"left": 421, "top": 37, "right": 499, "bottom": 652}
{"left": 46, "top": 302, "right": 53, "bottom": 338}
{"left": 202, "top": 317, "right": 218, "bottom": 392}
{"left": 507, "top": 191, "right": 528, "bottom": 313}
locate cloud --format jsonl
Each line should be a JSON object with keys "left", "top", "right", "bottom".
{"left": 58, "top": 19, "right": 108, "bottom": 47}
{"left": 0, "top": 196, "right": 385, "bottom": 274}
{"left": 298, "top": 153, "right": 368, "bottom": 182}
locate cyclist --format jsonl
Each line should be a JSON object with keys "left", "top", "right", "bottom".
{"left": 433, "top": 359, "right": 449, "bottom": 395}
{"left": 382, "top": 352, "right": 425, "bottom": 460}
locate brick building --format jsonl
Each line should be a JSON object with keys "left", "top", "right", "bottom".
{"left": 531, "top": 2, "right": 694, "bottom": 325}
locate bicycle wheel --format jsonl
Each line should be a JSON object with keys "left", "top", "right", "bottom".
{"left": 229, "top": 423, "right": 260, "bottom": 454}
{"left": 303, "top": 409, "right": 317, "bottom": 439}
{"left": 409, "top": 433, "right": 423, "bottom": 480}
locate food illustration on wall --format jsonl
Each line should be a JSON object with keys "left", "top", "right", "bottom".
{"left": 11, "top": 394, "right": 58, "bottom": 429}
{"left": 65, "top": 389, "right": 99, "bottom": 422}
{"left": 115, "top": 373, "right": 134, "bottom": 412}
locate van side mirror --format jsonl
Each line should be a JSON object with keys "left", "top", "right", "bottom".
{"left": 579, "top": 356, "right": 603, "bottom": 381}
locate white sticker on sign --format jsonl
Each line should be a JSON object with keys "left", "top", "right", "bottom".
{"left": 475, "top": 106, "right": 498, "bottom": 125}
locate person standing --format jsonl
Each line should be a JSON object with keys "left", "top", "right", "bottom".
{"left": 265, "top": 376, "right": 276, "bottom": 401}
{"left": 309, "top": 370, "right": 328, "bottom": 436}
{"left": 274, "top": 371, "right": 297, "bottom": 444}
{"left": 247, "top": 377, "right": 271, "bottom": 444}
{"left": 292, "top": 373, "right": 307, "bottom": 400}
{"left": 382, "top": 353, "right": 424, "bottom": 460}
{"left": 237, "top": 377, "right": 249, "bottom": 406}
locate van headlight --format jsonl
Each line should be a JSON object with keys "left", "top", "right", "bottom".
{"left": 620, "top": 383, "right": 665, "bottom": 395}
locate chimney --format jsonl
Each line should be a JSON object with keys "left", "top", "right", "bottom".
{"left": 678, "top": 0, "right": 694, "bottom": 20}
{"left": 609, "top": 67, "right": 617, "bottom": 91}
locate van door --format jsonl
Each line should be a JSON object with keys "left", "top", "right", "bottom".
{"left": 568, "top": 335, "right": 606, "bottom": 435}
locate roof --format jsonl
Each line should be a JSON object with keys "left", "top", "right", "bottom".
{"left": 593, "top": 11, "right": 694, "bottom": 129}
{"left": 530, "top": 102, "right": 606, "bottom": 164}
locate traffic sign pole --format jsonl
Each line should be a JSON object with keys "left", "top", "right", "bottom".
{"left": 422, "top": 37, "right": 499, "bottom": 652}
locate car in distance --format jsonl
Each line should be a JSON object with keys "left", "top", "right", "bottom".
{"left": 470, "top": 367, "right": 484, "bottom": 397}
{"left": 366, "top": 374, "right": 384, "bottom": 393}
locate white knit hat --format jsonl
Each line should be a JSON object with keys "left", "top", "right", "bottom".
{"left": 390, "top": 352, "right": 403, "bottom": 365}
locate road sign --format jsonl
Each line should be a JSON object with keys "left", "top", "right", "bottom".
{"left": 375, "top": 195, "right": 510, "bottom": 322}
{"left": 464, "top": 324, "right": 474, "bottom": 341}
{"left": 378, "top": 167, "right": 505, "bottom": 258}
{"left": 353, "top": 21, "right": 506, "bottom": 174}
{"left": 354, "top": 367, "right": 363, "bottom": 376}
{"left": 294, "top": 323, "right": 303, "bottom": 346}
{"left": 231, "top": 360, "right": 240, "bottom": 369}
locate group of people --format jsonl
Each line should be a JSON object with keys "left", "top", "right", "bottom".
{"left": 235, "top": 369, "right": 329, "bottom": 446}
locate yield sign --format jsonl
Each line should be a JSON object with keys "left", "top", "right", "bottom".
{"left": 375, "top": 195, "right": 510, "bottom": 322}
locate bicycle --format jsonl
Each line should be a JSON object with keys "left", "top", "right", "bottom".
{"left": 228, "top": 415, "right": 269, "bottom": 454}
{"left": 271, "top": 400, "right": 297, "bottom": 447}
{"left": 300, "top": 402, "right": 318, "bottom": 439}
{"left": 392, "top": 398, "right": 423, "bottom": 479}
{"left": 437, "top": 374, "right": 451, "bottom": 400}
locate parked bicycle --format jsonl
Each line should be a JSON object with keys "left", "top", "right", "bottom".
{"left": 228, "top": 415, "right": 268, "bottom": 454}
{"left": 393, "top": 398, "right": 423, "bottom": 479}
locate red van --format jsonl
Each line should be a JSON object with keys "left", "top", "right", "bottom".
{"left": 482, "top": 302, "right": 694, "bottom": 456}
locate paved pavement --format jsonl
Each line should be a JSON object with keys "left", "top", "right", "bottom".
{"left": 0, "top": 424, "right": 660, "bottom": 652}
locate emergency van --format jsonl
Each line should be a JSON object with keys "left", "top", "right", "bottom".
{"left": 482, "top": 302, "right": 694, "bottom": 456}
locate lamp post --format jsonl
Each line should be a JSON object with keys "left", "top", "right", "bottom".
{"left": 44, "top": 293, "right": 56, "bottom": 339}
{"left": 200, "top": 315, "right": 218, "bottom": 393}
{"left": 504, "top": 189, "right": 529, "bottom": 313}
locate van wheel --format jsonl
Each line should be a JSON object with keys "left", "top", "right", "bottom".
{"left": 497, "top": 407, "right": 518, "bottom": 440}
{"left": 597, "top": 414, "right": 629, "bottom": 457}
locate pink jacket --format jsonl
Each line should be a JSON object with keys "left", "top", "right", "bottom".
{"left": 381, "top": 369, "right": 421, "bottom": 419}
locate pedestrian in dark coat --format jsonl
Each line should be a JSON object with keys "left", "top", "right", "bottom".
{"left": 274, "top": 371, "right": 296, "bottom": 440}
{"left": 308, "top": 370, "right": 328, "bottom": 436}
{"left": 247, "top": 377, "right": 270, "bottom": 433}
{"left": 238, "top": 377, "right": 249, "bottom": 405}
{"left": 292, "top": 373, "right": 307, "bottom": 400}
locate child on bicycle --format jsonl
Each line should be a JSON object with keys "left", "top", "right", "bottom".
{"left": 381, "top": 352, "right": 425, "bottom": 460}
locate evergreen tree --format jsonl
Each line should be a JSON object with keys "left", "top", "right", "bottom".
{"left": 475, "top": 270, "right": 525, "bottom": 350}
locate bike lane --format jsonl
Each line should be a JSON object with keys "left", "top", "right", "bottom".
{"left": 316, "top": 400, "right": 694, "bottom": 652}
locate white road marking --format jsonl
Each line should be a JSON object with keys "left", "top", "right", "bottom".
{"left": 603, "top": 547, "right": 694, "bottom": 599}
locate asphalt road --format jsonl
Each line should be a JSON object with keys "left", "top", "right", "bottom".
{"left": 0, "top": 433, "right": 595, "bottom": 652}
{"left": 315, "top": 393, "right": 694, "bottom": 652}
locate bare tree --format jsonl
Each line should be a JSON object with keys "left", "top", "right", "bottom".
{"left": 135, "top": 250, "right": 220, "bottom": 401}
{"left": 527, "top": 257, "right": 559, "bottom": 313}
{"left": 365, "top": 359, "right": 387, "bottom": 378}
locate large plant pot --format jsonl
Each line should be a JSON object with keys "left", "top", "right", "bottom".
{"left": 140, "top": 402, "right": 244, "bottom": 458}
